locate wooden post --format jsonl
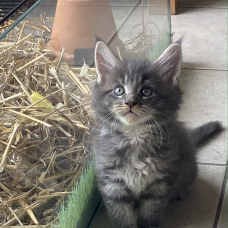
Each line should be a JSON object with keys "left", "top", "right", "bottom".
{"left": 171, "top": 0, "right": 179, "bottom": 15}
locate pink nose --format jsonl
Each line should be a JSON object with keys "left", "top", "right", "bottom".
{"left": 125, "top": 101, "right": 137, "bottom": 108}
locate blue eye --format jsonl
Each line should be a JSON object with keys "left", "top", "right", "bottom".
{"left": 141, "top": 87, "right": 153, "bottom": 97}
{"left": 114, "top": 86, "right": 125, "bottom": 96}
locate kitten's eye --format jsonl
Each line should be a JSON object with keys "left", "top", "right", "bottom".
{"left": 141, "top": 87, "right": 153, "bottom": 97}
{"left": 114, "top": 86, "right": 125, "bottom": 96}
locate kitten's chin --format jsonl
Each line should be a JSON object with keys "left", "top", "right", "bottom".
{"left": 118, "top": 113, "right": 142, "bottom": 125}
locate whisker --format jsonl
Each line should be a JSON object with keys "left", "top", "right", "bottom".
{"left": 144, "top": 117, "right": 154, "bottom": 149}
{"left": 111, "top": 116, "right": 118, "bottom": 136}
{"left": 144, "top": 99, "right": 168, "bottom": 106}
{"left": 149, "top": 118, "right": 164, "bottom": 150}
{"left": 155, "top": 110, "right": 170, "bottom": 120}
{"left": 158, "top": 115, "right": 170, "bottom": 143}
{"left": 91, "top": 112, "right": 115, "bottom": 133}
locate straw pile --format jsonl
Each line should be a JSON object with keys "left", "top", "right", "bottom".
{"left": 0, "top": 20, "right": 14, "bottom": 35}
{"left": 0, "top": 17, "right": 95, "bottom": 227}
{"left": 120, "top": 20, "right": 159, "bottom": 58}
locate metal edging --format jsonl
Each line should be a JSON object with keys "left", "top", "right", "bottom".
{"left": 0, "top": 0, "right": 45, "bottom": 40}
{"left": 88, "top": 201, "right": 103, "bottom": 228}
{"left": 0, "top": 0, "right": 30, "bottom": 26}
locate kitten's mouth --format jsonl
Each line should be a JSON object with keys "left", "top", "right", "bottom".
{"left": 118, "top": 110, "right": 140, "bottom": 125}
{"left": 124, "top": 110, "right": 138, "bottom": 117}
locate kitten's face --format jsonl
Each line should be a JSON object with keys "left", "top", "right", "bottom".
{"left": 112, "top": 85, "right": 153, "bottom": 126}
{"left": 92, "top": 41, "right": 182, "bottom": 126}
{"left": 112, "top": 86, "right": 153, "bottom": 125}
{"left": 104, "top": 65, "right": 159, "bottom": 126}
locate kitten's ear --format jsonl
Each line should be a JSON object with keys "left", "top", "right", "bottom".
{"left": 95, "top": 41, "right": 120, "bottom": 84}
{"left": 154, "top": 39, "right": 182, "bottom": 85}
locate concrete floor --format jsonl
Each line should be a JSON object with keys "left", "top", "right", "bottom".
{"left": 90, "top": 0, "right": 227, "bottom": 228}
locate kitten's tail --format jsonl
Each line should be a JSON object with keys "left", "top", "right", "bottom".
{"left": 192, "top": 121, "right": 223, "bottom": 146}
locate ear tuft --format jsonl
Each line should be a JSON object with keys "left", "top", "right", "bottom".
{"left": 94, "top": 41, "right": 120, "bottom": 84}
{"left": 154, "top": 40, "right": 182, "bottom": 85}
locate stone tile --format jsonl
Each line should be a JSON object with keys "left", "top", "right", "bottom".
{"left": 178, "top": 69, "right": 227, "bottom": 164}
{"left": 179, "top": 0, "right": 228, "bottom": 8}
{"left": 163, "top": 165, "right": 226, "bottom": 228}
{"left": 218, "top": 182, "right": 227, "bottom": 228}
{"left": 90, "top": 204, "right": 112, "bottom": 228}
{"left": 171, "top": 8, "right": 227, "bottom": 70}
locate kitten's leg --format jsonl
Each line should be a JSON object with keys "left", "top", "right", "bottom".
{"left": 98, "top": 178, "right": 137, "bottom": 228}
{"left": 137, "top": 197, "right": 168, "bottom": 228}
{"left": 172, "top": 157, "right": 197, "bottom": 200}
{"left": 104, "top": 198, "right": 137, "bottom": 228}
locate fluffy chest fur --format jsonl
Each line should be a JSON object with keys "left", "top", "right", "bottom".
{"left": 115, "top": 150, "right": 163, "bottom": 195}
{"left": 119, "top": 124, "right": 155, "bottom": 145}
{"left": 107, "top": 125, "right": 165, "bottom": 195}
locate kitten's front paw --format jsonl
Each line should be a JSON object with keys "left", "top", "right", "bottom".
{"left": 171, "top": 189, "right": 188, "bottom": 200}
{"left": 138, "top": 224, "right": 161, "bottom": 228}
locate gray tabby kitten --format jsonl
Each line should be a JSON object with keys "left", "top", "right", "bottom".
{"left": 91, "top": 40, "right": 222, "bottom": 228}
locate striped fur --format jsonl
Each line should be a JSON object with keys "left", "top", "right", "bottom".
{"left": 91, "top": 41, "right": 222, "bottom": 228}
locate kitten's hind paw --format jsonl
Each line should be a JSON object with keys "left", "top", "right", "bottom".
{"left": 171, "top": 189, "right": 188, "bottom": 200}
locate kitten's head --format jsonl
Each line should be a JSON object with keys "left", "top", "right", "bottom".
{"left": 91, "top": 40, "right": 182, "bottom": 126}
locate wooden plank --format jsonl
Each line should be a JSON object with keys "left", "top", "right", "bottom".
{"left": 171, "top": 0, "right": 179, "bottom": 15}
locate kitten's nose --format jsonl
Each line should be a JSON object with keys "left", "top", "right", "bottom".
{"left": 125, "top": 101, "right": 137, "bottom": 108}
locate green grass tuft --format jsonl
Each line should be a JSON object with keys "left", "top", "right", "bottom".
{"left": 53, "top": 160, "right": 96, "bottom": 228}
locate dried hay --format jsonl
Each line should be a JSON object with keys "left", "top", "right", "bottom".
{"left": 121, "top": 21, "right": 159, "bottom": 57}
{"left": 0, "top": 17, "right": 96, "bottom": 227}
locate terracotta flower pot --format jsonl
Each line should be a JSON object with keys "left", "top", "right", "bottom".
{"left": 47, "top": 0, "right": 124, "bottom": 66}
